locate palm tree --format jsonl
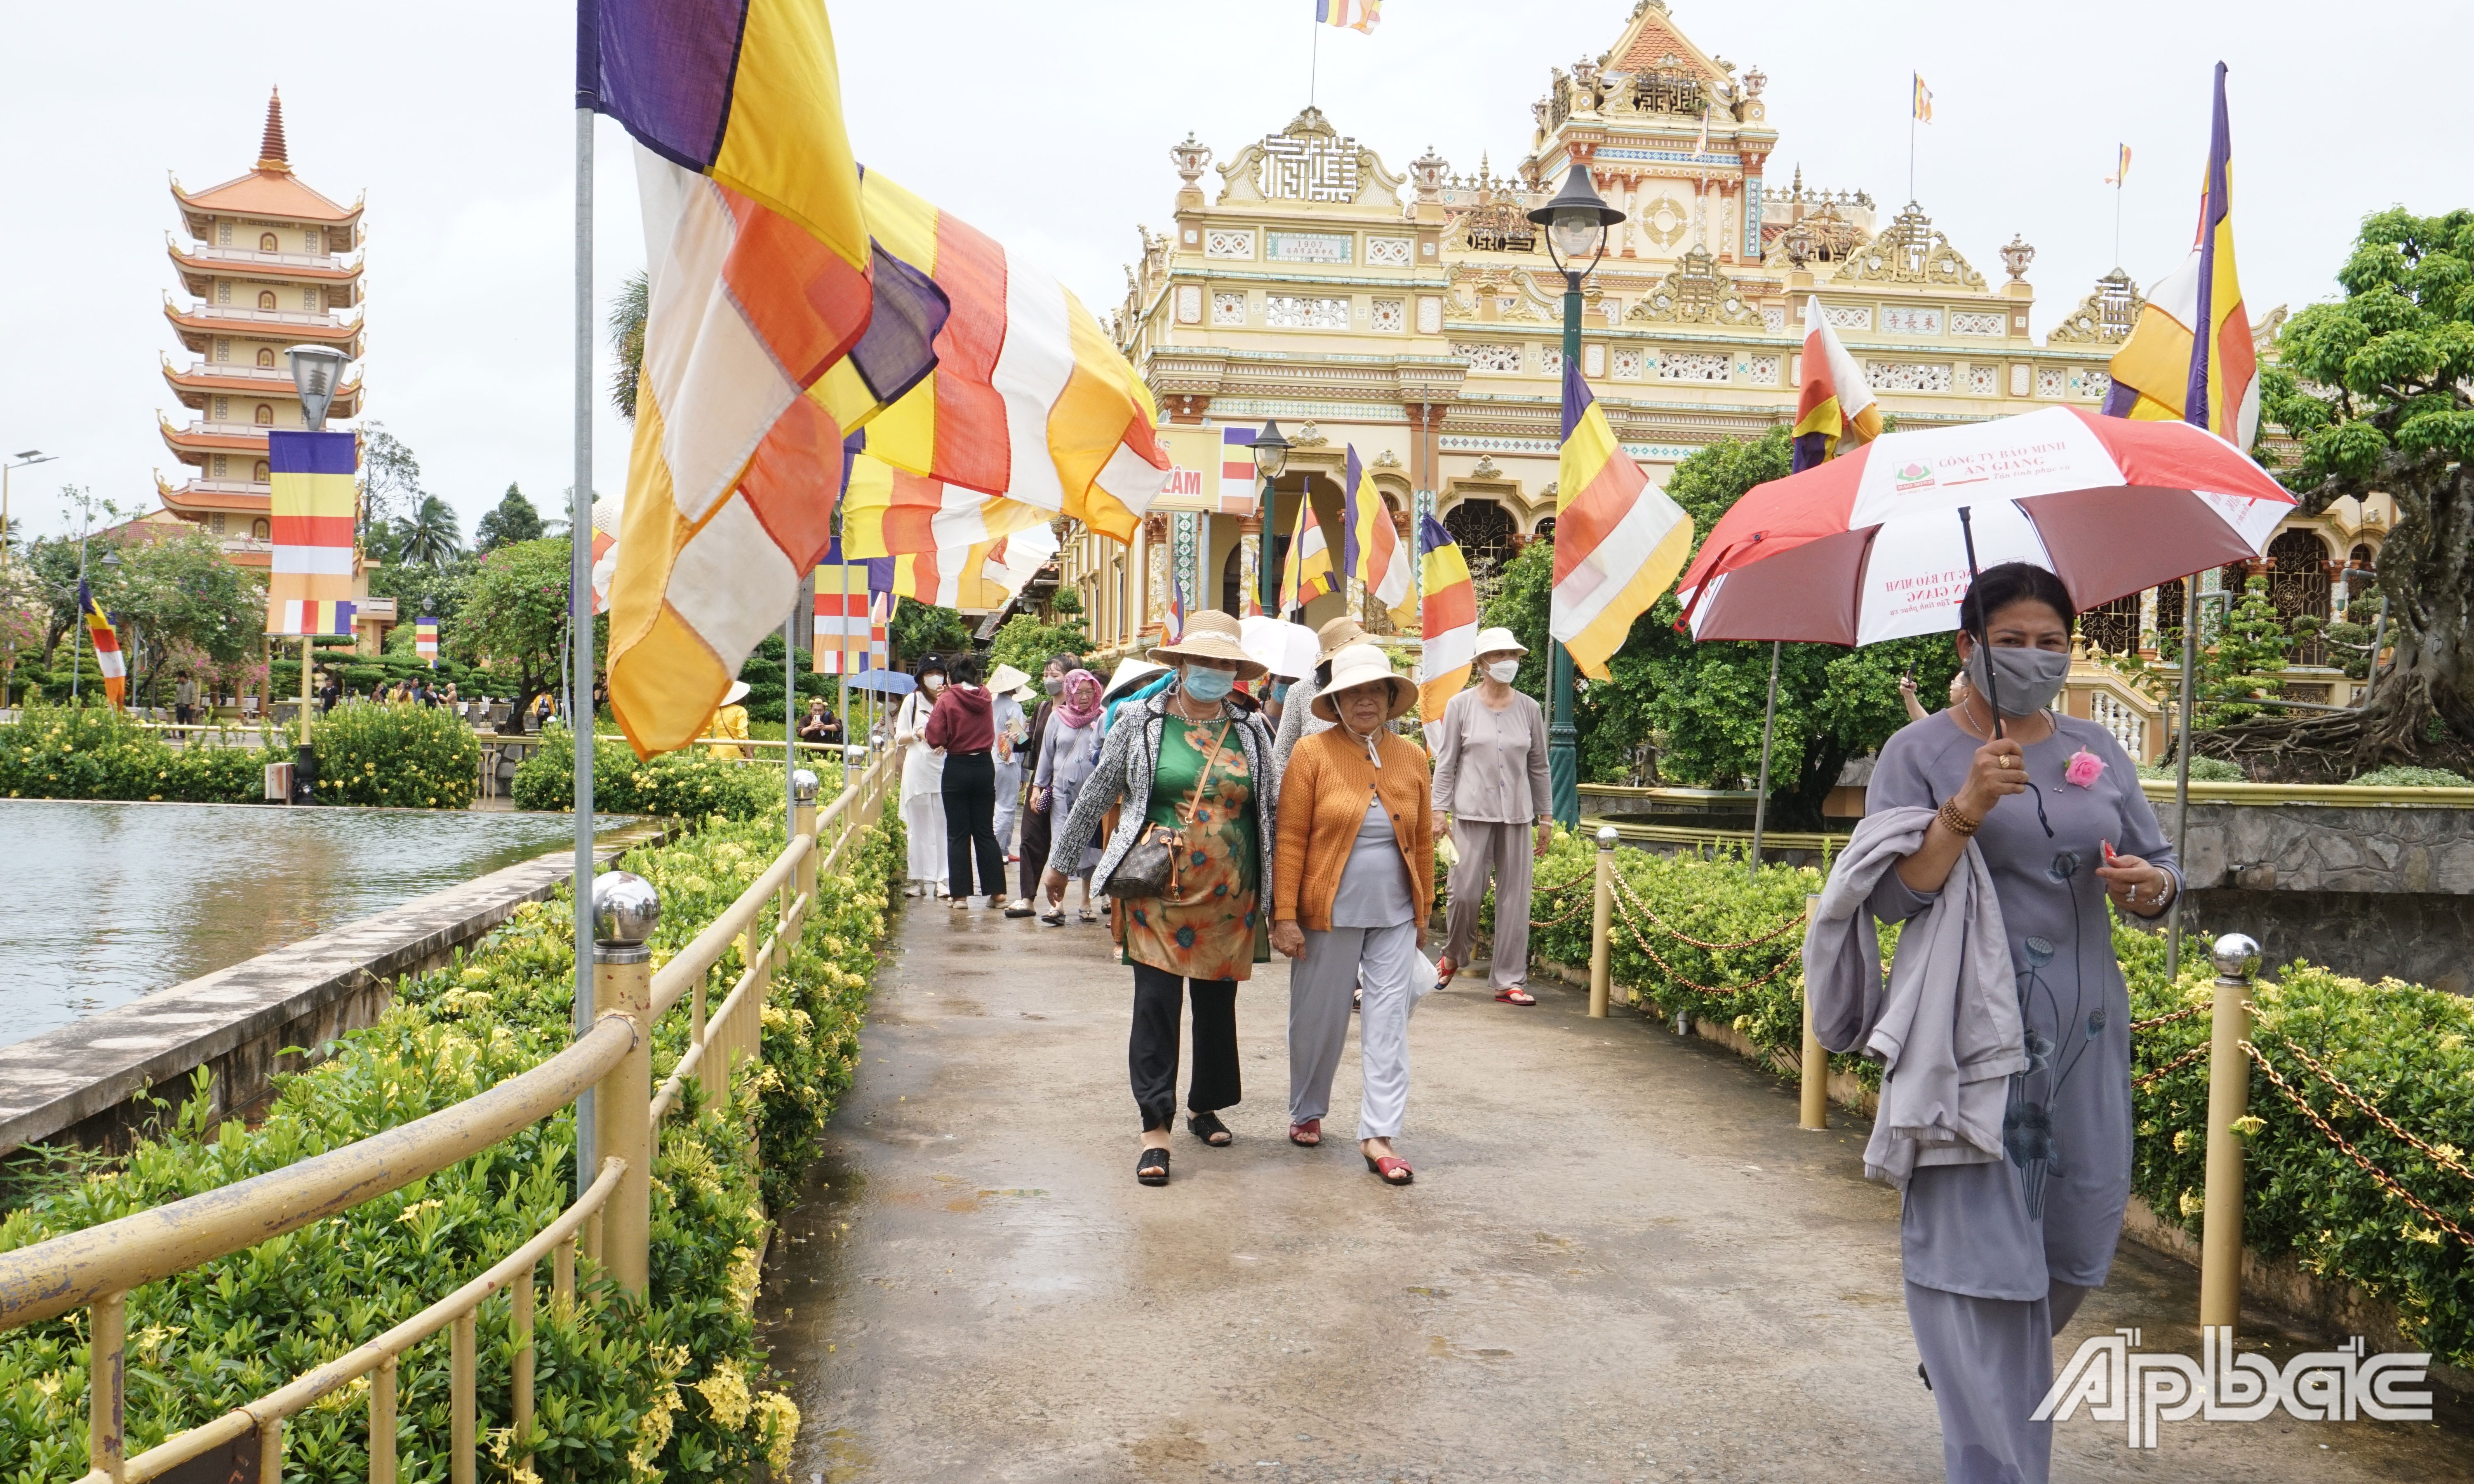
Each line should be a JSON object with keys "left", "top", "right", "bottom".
{"left": 394, "top": 495, "right": 463, "bottom": 567}
{"left": 609, "top": 270, "right": 648, "bottom": 422}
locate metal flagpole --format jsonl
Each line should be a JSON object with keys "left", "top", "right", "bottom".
{"left": 1747, "top": 639, "right": 1780, "bottom": 879}
{"left": 569, "top": 38, "right": 599, "bottom": 1195}
{"left": 2164, "top": 575, "right": 2200, "bottom": 979}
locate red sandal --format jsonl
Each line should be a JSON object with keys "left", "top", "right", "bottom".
{"left": 1363, "top": 1151, "right": 1414, "bottom": 1185}
{"left": 1433, "top": 955, "right": 1458, "bottom": 991}
{"left": 1289, "top": 1118, "right": 1321, "bottom": 1146}
{"left": 1495, "top": 986, "right": 1537, "bottom": 1006}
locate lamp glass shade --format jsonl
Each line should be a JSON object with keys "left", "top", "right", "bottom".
{"left": 286, "top": 344, "right": 350, "bottom": 431}
{"left": 1550, "top": 212, "right": 1606, "bottom": 263}
{"left": 1251, "top": 419, "right": 1290, "bottom": 479}
{"left": 1527, "top": 163, "right": 1625, "bottom": 271}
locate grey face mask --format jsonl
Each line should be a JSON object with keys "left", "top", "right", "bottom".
{"left": 1966, "top": 644, "right": 2071, "bottom": 716}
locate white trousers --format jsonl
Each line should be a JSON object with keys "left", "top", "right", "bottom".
{"left": 1289, "top": 920, "right": 1421, "bottom": 1138}
{"left": 992, "top": 761, "right": 1023, "bottom": 858}
{"left": 901, "top": 790, "right": 947, "bottom": 885}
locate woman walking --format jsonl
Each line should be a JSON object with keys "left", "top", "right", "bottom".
{"left": 927, "top": 653, "right": 1007, "bottom": 908}
{"left": 987, "top": 664, "right": 1032, "bottom": 873}
{"left": 1430, "top": 627, "right": 1553, "bottom": 1004}
{"left": 1808, "top": 563, "right": 2179, "bottom": 1484}
{"left": 892, "top": 655, "right": 950, "bottom": 897}
{"left": 1032, "top": 665, "right": 1107, "bottom": 924}
{"left": 1043, "top": 612, "right": 1277, "bottom": 1187}
{"left": 1011, "top": 652, "right": 1080, "bottom": 917}
{"left": 1272, "top": 643, "right": 1434, "bottom": 1184}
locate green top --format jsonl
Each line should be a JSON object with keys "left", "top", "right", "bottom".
{"left": 1119, "top": 715, "right": 1267, "bottom": 978}
{"left": 1145, "top": 718, "right": 1259, "bottom": 888}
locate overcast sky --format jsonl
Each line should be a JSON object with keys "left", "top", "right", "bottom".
{"left": 3, "top": 0, "right": 2466, "bottom": 546}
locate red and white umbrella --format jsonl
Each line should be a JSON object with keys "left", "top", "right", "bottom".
{"left": 1673, "top": 406, "right": 2296, "bottom": 645}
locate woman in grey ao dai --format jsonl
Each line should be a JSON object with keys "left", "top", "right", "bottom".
{"left": 1864, "top": 565, "right": 2180, "bottom": 1484}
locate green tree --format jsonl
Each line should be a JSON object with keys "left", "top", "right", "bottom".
{"left": 610, "top": 269, "right": 649, "bottom": 423}
{"left": 368, "top": 549, "right": 473, "bottom": 636}
{"left": 360, "top": 424, "right": 424, "bottom": 549}
{"left": 2237, "top": 207, "right": 2474, "bottom": 775}
{"left": 889, "top": 597, "right": 971, "bottom": 671}
{"left": 95, "top": 529, "right": 266, "bottom": 707}
{"left": 987, "top": 611, "right": 1091, "bottom": 678}
{"left": 447, "top": 537, "right": 597, "bottom": 720}
{"left": 2155, "top": 574, "right": 2302, "bottom": 732}
{"left": 1483, "top": 427, "right": 1959, "bottom": 827}
{"left": 473, "top": 484, "right": 546, "bottom": 552}
{"left": 392, "top": 494, "right": 463, "bottom": 567}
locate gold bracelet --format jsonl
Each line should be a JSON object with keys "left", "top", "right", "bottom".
{"left": 1937, "top": 798, "right": 1982, "bottom": 837}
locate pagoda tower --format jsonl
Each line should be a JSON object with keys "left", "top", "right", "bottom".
{"left": 157, "top": 89, "right": 365, "bottom": 567}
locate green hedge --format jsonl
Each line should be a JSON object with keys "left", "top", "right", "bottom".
{"left": 0, "top": 807, "right": 906, "bottom": 1483}
{"left": 0, "top": 705, "right": 285, "bottom": 803}
{"left": 511, "top": 728, "right": 833, "bottom": 823}
{"left": 1504, "top": 832, "right": 2474, "bottom": 1369}
{"left": 311, "top": 701, "right": 483, "bottom": 809}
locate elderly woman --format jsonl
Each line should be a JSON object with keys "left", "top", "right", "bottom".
{"left": 1272, "top": 643, "right": 1435, "bottom": 1185}
{"left": 891, "top": 655, "right": 950, "bottom": 898}
{"left": 1031, "top": 665, "right": 1108, "bottom": 925}
{"left": 1010, "top": 652, "right": 1082, "bottom": 918}
{"left": 1044, "top": 612, "right": 1278, "bottom": 1187}
{"left": 1813, "top": 562, "right": 2178, "bottom": 1484}
{"left": 1429, "top": 626, "right": 1553, "bottom": 1004}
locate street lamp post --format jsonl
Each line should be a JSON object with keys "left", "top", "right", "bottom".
{"left": 1250, "top": 419, "right": 1291, "bottom": 616}
{"left": 1527, "top": 162, "right": 1625, "bottom": 829}
{"left": 286, "top": 344, "right": 351, "bottom": 801}
{"left": 2, "top": 449, "right": 57, "bottom": 707}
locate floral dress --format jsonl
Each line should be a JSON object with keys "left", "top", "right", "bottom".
{"left": 1121, "top": 718, "right": 1268, "bottom": 982}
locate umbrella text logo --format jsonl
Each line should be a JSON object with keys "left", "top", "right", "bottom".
{"left": 2032, "top": 1327, "right": 2432, "bottom": 1447}
{"left": 1893, "top": 460, "right": 1936, "bottom": 491}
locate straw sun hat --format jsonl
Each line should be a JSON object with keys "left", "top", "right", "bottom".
{"left": 1147, "top": 610, "right": 1269, "bottom": 683}
{"left": 1472, "top": 626, "right": 1528, "bottom": 658}
{"left": 1313, "top": 614, "right": 1371, "bottom": 662}
{"left": 985, "top": 662, "right": 1032, "bottom": 696}
{"left": 721, "top": 680, "right": 751, "bottom": 707}
{"left": 1311, "top": 643, "right": 1415, "bottom": 723}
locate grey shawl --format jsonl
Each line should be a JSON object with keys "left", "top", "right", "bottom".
{"left": 1805, "top": 805, "right": 2026, "bottom": 1189}
{"left": 1048, "top": 688, "right": 1280, "bottom": 906}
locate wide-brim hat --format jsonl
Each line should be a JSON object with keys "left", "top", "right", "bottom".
{"left": 1472, "top": 626, "right": 1528, "bottom": 659}
{"left": 722, "top": 680, "right": 751, "bottom": 707}
{"left": 1101, "top": 657, "right": 1167, "bottom": 702}
{"left": 1240, "top": 615, "right": 1319, "bottom": 682}
{"left": 1314, "top": 615, "right": 1371, "bottom": 662}
{"left": 1147, "top": 610, "right": 1269, "bottom": 682}
{"left": 1311, "top": 643, "right": 1416, "bottom": 723}
{"left": 986, "top": 662, "right": 1032, "bottom": 697}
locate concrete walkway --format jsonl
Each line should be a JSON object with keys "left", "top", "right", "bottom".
{"left": 758, "top": 899, "right": 2471, "bottom": 1482}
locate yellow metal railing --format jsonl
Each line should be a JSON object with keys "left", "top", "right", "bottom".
{"left": 0, "top": 751, "right": 897, "bottom": 1484}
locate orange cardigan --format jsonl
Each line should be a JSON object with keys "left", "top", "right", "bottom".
{"left": 1272, "top": 727, "right": 1434, "bottom": 931}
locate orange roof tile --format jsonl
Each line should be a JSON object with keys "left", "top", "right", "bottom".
{"left": 173, "top": 168, "right": 361, "bottom": 224}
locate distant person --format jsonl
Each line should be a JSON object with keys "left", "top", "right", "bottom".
{"left": 1010, "top": 652, "right": 1080, "bottom": 918}
{"left": 926, "top": 653, "right": 1006, "bottom": 909}
{"left": 893, "top": 656, "right": 950, "bottom": 897}
{"left": 173, "top": 672, "right": 200, "bottom": 738}
{"left": 318, "top": 674, "right": 340, "bottom": 714}
{"left": 1032, "top": 666, "right": 1105, "bottom": 925}
{"left": 704, "top": 680, "right": 753, "bottom": 760}
{"left": 799, "top": 697, "right": 844, "bottom": 753}
{"left": 1430, "top": 628, "right": 1552, "bottom": 1004}
{"left": 987, "top": 663, "right": 1033, "bottom": 871}
{"left": 1901, "top": 669, "right": 1969, "bottom": 725}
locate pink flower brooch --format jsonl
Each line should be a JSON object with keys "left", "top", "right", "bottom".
{"left": 2063, "top": 748, "right": 2107, "bottom": 789}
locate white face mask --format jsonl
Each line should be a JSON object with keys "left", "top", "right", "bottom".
{"left": 1486, "top": 660, "right": 1521, "bottom": 683}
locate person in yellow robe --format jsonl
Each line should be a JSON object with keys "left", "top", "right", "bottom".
{"left": 705, "top": 679, "right": 754, "bottom": 760}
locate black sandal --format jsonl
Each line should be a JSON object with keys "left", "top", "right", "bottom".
{"left": 1137, "top": 1146, "right": 1171, "bottom": 1185}
{"left": 1187, "top": 1110, "right": 1232, "bottom": 1147}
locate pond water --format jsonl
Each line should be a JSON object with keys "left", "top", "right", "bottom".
{"left": 0, "top": 800, "right": 625, "bottom": 1049}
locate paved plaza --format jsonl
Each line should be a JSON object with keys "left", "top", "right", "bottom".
{"left": 757, "top": 900, "right": 2471, "bottom": 1482}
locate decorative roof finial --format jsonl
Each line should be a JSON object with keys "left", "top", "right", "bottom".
{"left": 257, "top": 87, "right": 291, "bottom": 173}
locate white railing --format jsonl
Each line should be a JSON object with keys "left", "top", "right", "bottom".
{"left": 165, "top": 359, "right": 296, "bottom": 384}
{"left": 175, "top": 242, "right": 357, "bottom": 272}
{"left": 169, "top": 301, "right": 353, "bottom": 330}
{"left": 2089, "top": 689, "right": 2148, "bottom": 759}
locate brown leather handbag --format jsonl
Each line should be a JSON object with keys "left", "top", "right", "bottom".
{"left": 1103, "top": 719, "right": 1232, "bottom": 900}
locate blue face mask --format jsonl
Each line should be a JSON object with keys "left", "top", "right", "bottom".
{"left": 1181, "top": 666, "right": 1235, "bottom": 702}
{"left": 1269, "top": 680, "right": 1292, "bottom": 701}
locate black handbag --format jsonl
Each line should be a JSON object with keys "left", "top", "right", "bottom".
{"left": 1104, "top": 719, "right": 1232, "bottom": 900}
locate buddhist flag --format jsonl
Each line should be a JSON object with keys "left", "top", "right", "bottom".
{"left": 2103, "top": 64, "right": 2258, "bottom": 451}
{"left": 1790, "top": 295, "right": 1883, "bottom": 472}
{"left": 851, "top": 168, "right": 1172, "bottom": 545}
{"left": 840, "top": 444, "right": 1054, "bottom": 558}
{"left": 1551, "top": 360, "right": 1692, "bottom": 681}
{"left": 1417, "top": 515, "right": 1476, "bottom": 751}
{"left": 1912, "top": 73, "right": 1933, "bottom": 122}
{"left": 589, "top": 0, "right": 943, "bottom": 756}
{"left": 889, "top": 524, "right": 1058, "bottom": 614}
{"left": 1342, "top": 446, "right": 1415, "bottom": 628}
{"left": 1279, "top": 493, "right": 1335, "bottom": 616}
{"left": 415, "top": 617, "right": 440, "bottom": 668}
{"left": 1163, "top": 564, "right": 1188, "bottom": 643}
{"left": 265, "top": 430, "right": 357, "bottom": 636}
{"left": 812, "top": 545, "right": 883, "bottom": 675}
{"left": 79, "top": 580, "right": 125, "bottom": 708}
{"left": 1317, "top": 0, "right": 1380, "bottom": 33}
{"left": 587, "top": 493, "right": 620, "bottom": 615}
{"left": 2105, "top": 143, "right": 2132, "bottom": 186}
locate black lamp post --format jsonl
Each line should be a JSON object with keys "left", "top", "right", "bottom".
{"left": 1250, "top": 418, "right": 1290, "bottom": 615}
{"left": 1526, "top": 162, "right": 1625, "bottom": 829}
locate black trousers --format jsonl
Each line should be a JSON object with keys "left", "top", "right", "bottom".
{"left": 1130, "top": 961, "right": 1240, "bottom": 1132}
{"left": 1018, "top": 790, "right": 1053, "bottom": 902}
{"left": 940, "top": 750, "right": 1005, "bottom": 899}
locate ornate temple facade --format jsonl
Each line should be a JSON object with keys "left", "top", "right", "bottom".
{"left": 154, "top": 91, "right": 382, "bottom": 642}
{"left": 1059, "top": 0, "right": 2376, "bottom": 719}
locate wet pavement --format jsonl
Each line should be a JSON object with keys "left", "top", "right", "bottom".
{"left": 757, "top": 899, "right": 2471, "bottom": 1482}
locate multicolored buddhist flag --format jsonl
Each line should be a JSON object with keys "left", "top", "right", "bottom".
{"left": 1417, "top": 515, "right": 1476, "bottom": 751}
{"left": 415, "top": 617, "right": 440, "bottom": 668}
{"left": 850, "top": 168, "right": 1172, "bottom": 543}
{"left": 587, "top": 493, "right": 621, "bottom": 615}
{"left": 811, "top": 543, "right": 884, "bottom": 674}
{"left": 1221, "top": 427, "right": 1259, "bottom": 488}
{"left": 1317, "top": 0, "right": 1380, "bottom": 33}
{"left": 1912, "top": 73, "right": 1933, "bottom": 123}
{"left": 1163, "top": 563, "right": 1188, "bottom": 644}
{"left": 1342, "top": 446, "right": 1415, "bottom": 629}
{"left": 1790, "top": 295, "right": 1883, "bottom": 472}
{"left": 2105, "top": 143, "right": 2132, "bottom": 186}
{"left": 840, "top": 444, "right": 1053, "bottom": 558}
{"left": 265, "top": 430, "right": 358, "bottom": 637}
{"left": 1279, "top": 493, "right": 1335, "bottom": 617}
{"left": 588, "top": 0, "right": 941, "bottom": 756}
{"left": 79, "top": 580, "right": 125, "bottom": 708}
{"left": 887, "top": 524, "right": 1058, "bottom": 614}
{"left": 1551, "top": 359, "right": 1693, "bottom": 681}
{"left": 2103, "top": 63, "right": 2258, "bottom": 451}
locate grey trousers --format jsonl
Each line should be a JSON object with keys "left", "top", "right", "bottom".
{"left": 1289, "top": 920, "right": 1422, "bottom": 1137}
{"left": 1442, "top": 819, "right": 1533, "bottom": 989}
{"left": 1905, "top": 1278, "right": 2094, "bottom": 1484}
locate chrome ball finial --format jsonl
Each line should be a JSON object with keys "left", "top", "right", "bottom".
{"left": 2211, "top": 932, "right": 2261, "bottom": 984}
{"left": 1596, "top": 824, "right": 1620, "bottom": 848}
{"left": 592, "top": 871, "right": 662, "bottom": 949}
{"left": 791, "top": 768, "right": 820, "bottom": 803}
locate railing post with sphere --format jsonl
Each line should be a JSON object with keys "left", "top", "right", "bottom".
{"left": 793, "top": 768, "right": 820, "bottom": 899}
{"left": 592, "top": 871, "right": 661, "bottom": 1296}
{"left": 2199, "top": 932, "right": 2260, "bottom": 1333}
{"left": 1800, "top": 892, "right": 1828, "bottom": 1130}
{"left": 1589, "top": 826, "right": 1617, "bottom": 1018}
